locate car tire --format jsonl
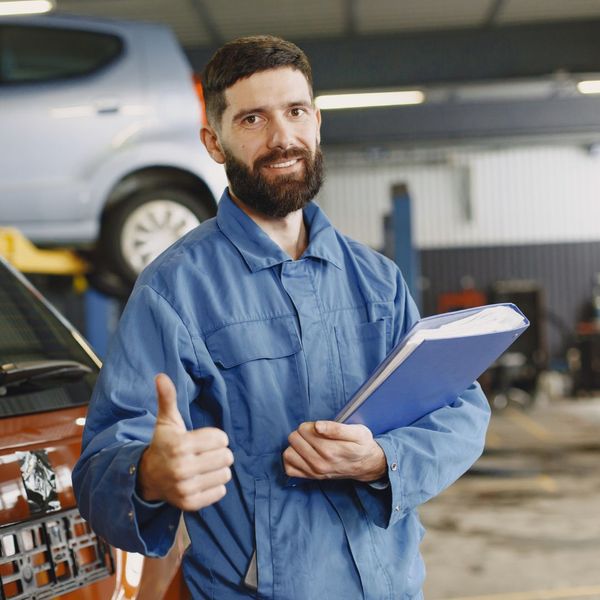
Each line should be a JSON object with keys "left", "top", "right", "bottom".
{"left": 100, "top": 186, "right": 214, "bottom": 284}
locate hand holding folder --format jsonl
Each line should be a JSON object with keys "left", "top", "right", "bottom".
{"left": 335, "top": 303, "right": 529, "bottom": 435}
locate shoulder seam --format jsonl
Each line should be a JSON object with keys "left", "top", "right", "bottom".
{"left": 140, "top": 283, "right": 203, "bottom": 366}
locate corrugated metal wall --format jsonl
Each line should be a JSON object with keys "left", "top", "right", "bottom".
{"left": 318, "top": 143, "right": 600, "bottom": 360}
{"left": 319, "top": 144, "right": 600, "bottom": 249}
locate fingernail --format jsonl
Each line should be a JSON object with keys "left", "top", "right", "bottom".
{"left": 315, "top": 421, "right": 326, "bottom": 434}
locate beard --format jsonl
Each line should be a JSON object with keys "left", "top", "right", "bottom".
{"left": 223, "top": 144, "right": 324, "bottom": 219}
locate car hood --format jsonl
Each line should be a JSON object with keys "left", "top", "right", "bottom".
{"left": 0, "top": 406, "right": 86, "bottom": 527}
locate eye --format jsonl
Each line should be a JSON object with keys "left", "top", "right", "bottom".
{"left": 290, "top": 107, "right": 307, "bottom": 118}
{"left": 242, "top": 114, "right": 263, "bottom": 127}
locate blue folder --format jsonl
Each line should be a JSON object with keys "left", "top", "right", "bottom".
{"left": 335, "top": 303, "right": 529, "bottom": 435}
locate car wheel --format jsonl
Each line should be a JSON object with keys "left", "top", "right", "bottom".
{"left": 100, "top": 187, "right": 214, "bottom": 284}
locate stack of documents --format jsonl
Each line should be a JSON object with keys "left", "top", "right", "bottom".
{"left": 336, "top": 303, "right": 529, "bottom": 435}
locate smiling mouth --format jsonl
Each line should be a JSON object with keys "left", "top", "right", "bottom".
{"left": 265, "top": 158, "right": 301, "bottom": 169}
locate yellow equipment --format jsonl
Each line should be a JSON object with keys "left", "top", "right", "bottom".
{"left": 0, "top": 227, "right": 89, "bottom": 276}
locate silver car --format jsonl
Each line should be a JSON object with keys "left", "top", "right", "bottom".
{"left": 0, "top": 14, "right": 225, "bottom": 287}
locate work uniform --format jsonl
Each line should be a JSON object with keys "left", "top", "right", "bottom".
{"left": 73, "top": 191, "right": 491, "bottom": 599}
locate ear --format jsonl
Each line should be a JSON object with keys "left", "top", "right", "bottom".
{"left": 200, "top": 126, "right": 226, "bottom": 164}
{"left": 315, "top": 107, "right": 322, "bottom": 145}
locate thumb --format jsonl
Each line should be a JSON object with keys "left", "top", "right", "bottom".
{"left": 314, "top": 420, "right": 341, "bottom": 437}
{"left": 315, "top": 420, "right": 364, "bottom": 442}
{"left": 155, "top": 373, "right": 186, "bottom": 430}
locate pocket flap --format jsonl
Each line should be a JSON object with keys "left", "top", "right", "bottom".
{"left": 206, "top": 318, "right": 301, "bottom": 368}
{"left": 334, "top": 318, "right": 388, "bottom": 343}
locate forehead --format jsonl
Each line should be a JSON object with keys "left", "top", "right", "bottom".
{"left": 223, "top": 67, "right": 312, "bottom": 117}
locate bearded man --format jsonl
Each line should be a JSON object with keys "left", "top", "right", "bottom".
{"left": 74, "top": 35, "right": 490, "bottom": 600}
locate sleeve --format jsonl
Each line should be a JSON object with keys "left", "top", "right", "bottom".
{"left": 72, "top": 283, "right": 206, "bottom": 556}
{"left": 354, "top": 269, "right": 491, "bottom": 529}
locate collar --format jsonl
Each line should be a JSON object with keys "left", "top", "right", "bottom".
{"left": 216, "top": 189, "right": 344, "bottom": 272}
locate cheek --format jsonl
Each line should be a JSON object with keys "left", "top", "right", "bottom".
{"left": 242, "top": 142, "right": 265, "bottom": 162}
{"left": 299, "top": 125, "right": 319, "bottom": 149}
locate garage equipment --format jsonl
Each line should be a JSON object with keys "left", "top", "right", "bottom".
{"left": 0, "top": 228, "right": 89, "bottom": 276}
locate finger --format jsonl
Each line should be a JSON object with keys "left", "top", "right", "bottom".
{"left": 185, "top": 427, "right": 230, "bottom": 453}
{"left": 155, "top": 373, "right": 186, "bottom": 430}
{"left": 163, "top": 446, "right": 233, "bottom": 482}
{"left": 283, "top": 446, "right": 320, "bottom": 479}
{"left": 283, "top": 463, "right": 312, "bottom": 479}
{"left": 295, "top": 423, "right": 349, "bottom": 462}
{"left": 288, "top": 430, "right": 331, "bottom": 469}
{"left": 174, "top": 466, "right": 232, "bottom": 496}
{"left": 178, "top": 484, "right": 228, "bottom": 512}
{"left": 192, "top": 447, "right": 234, "bottom": 475}
{"left": 314, "top": 421, "right": 370, "bottom": 443}
{"left": 296, "top": 421, "right": 355, "bottom": 445}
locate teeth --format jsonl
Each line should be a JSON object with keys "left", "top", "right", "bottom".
{"left": 268, "top": 159, "right": 298, "bottom": 169}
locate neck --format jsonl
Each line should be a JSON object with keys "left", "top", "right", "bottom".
{"left": 230, "top": 192, "right": 308, "bottom": 260}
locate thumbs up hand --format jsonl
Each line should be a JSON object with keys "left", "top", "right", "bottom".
{"left": 137, "top": 374, "right": 233, "bottom": 511}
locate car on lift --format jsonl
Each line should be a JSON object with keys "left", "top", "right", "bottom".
{"left": 0, "top": 255, "right": 188, "bottom": 598}
{"left": 0, "top": 14, "right": 225, "bottom": 290}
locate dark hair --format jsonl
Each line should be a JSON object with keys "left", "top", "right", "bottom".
{"left": 201, "top": 35, "right": 313, "bottom": 128}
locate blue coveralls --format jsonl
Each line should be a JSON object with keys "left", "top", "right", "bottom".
{"left": 73, "top": 191, "right": 490, "bottom": 599}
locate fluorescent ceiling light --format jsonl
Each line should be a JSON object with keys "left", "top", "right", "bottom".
{"left": 0, "top": 0, "right": 54, "bottom": 16}
{"left": 577, "top": 80, "right": 600, "bottom": 95}
{"left": 455, "top": 80, "right": 557, "bottom": 102}
{"left": 316, "top": 90, "right": 424, "bottom": 110}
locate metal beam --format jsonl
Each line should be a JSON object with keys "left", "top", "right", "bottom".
{"left": 343, "top": 0, "right": 358, "bottom": 37}
{"left": 484, "top": 0, "right": 506, "bottom": 27}
{"left": 319, "top": 96, "right": 600, "bottom": 146}
{"left": 188, "top": 0, "right": 223, "bottom": 46}
{"left": 186, "top": 19, "right": 600, "bottom": 90}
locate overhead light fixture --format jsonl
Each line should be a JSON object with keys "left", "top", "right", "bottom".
{"left": 0, "top": 0, "right": 54, "bottom": 16}
{"left": 315, "top": 90, "right": 425, "bottom": 110}
{"left": 577, "top": 80, "right": 600, "bottom": 95}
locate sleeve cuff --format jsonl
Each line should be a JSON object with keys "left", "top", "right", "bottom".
{"left": 367, "top": 477, "right": 390, "bottom": 490}
{"left": 115, "top": 443, "right": 181, "bottom": 556}
{"left": 131, "top": 487, "right": 167, "bottom": 524}
{"left": 354, "top": 436, "right": 405, "bottom": 529}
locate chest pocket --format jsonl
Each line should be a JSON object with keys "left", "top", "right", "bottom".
{"left": 206, "top": 317, "right": 305, "bottom": 456}
{"left": 334, "top": 319, "right": 390, "bottom": 405}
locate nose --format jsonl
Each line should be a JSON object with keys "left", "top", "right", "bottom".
{"left": 266, "top": 114, "right": 294, "bottom": 150}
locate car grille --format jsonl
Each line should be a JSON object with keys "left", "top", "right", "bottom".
{"left": 0, "top": 508, "right": 114, "bottom": 599}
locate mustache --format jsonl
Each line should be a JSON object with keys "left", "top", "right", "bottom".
{"left": 253, "top": 147, "right": 312, "bottom": 171}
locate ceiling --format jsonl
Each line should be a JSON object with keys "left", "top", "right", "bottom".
{"left": 53, "top": 0, "right": 600, "bottom": 48}
{"left": 41, "top": 0, "right": 600, "bottom": 145}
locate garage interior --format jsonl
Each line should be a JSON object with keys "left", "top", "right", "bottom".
{"left": 2, "top": 1, "right": 600, "bottom": 599}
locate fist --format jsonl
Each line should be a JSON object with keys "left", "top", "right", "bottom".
{"left": 283, "top": 421, "right": 386, "bottom": 482}
{"left": 137, "top": 374, "right": 234, "bottom": 511}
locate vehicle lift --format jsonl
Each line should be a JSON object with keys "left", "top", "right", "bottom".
{"left": 0, "top": 227, "right": 117, "bottom": 358}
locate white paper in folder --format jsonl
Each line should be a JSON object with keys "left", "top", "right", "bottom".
{"left": 336, "top": 305, "right": 527, "bottom": 423}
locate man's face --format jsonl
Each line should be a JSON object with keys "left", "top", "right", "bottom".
{"left": 209, "top": 67, "right": 324, "bottom": 218}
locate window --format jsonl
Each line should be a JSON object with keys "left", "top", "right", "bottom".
{"left": 0, "top": 261, "right": 99, "bottom": 417}
{"left": 0, "top": 24, "right": 123, "bottom": 84}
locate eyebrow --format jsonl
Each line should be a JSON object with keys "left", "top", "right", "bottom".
{"left": 231, "top": 100, "right": 313, "bottom": 122}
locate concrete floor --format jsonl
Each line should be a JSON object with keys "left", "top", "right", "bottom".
{"left": 420, "top": 394, "right": 600, "bottom": 600}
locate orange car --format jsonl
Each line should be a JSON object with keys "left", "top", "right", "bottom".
{"left": 0, "top": 256, "right": 187, "bottom": 599}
